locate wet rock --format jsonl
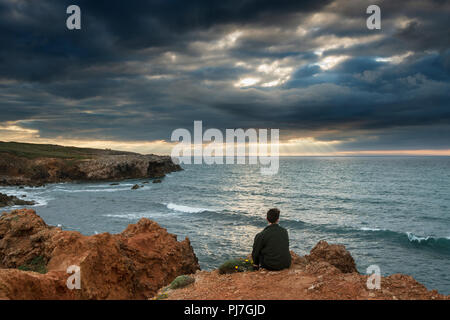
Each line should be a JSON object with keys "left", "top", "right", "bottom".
{"left": 0, "top": 193, "right": 35, "bottom": 207}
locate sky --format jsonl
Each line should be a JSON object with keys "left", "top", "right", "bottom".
{"left": 0, "top": 0, "right": 449, "bottom": 155}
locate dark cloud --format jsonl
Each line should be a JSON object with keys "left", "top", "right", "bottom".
{"left": 0, "top": 0, "right": 449, "bottom": 152}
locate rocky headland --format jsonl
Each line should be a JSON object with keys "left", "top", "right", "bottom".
{"left": 0, "top": 209, "right": 448, "bottom": 300}
{"left": 0, "top": 141, "right": 181, "bottom": 186}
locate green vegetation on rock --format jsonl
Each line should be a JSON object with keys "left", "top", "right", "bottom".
{"left": 169, "top": 275, "right": 195, "bottom": 289}
{"left": 0, "top": 141, "right": 135, "bottom": 160}
{"left": 17, "top": 256, "right": 47, "bottom": 274}
{"left": 154, "top": 293, "right": 169, "bottom": 300}
{"left": 218, "top": 258, "right": 255, "bottom": 274}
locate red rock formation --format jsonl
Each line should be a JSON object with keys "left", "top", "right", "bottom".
{"left": 305, "top": 240, "right": 358, "bottom": 273}
{"left": 0, "top": 209, "right": 200, "bottom": 300}
{"left": 157, "top": 242, "right": 448, "bottom": 300}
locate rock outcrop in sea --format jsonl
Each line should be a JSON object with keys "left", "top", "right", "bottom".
{"left": 0, "top": 193, "right": 35, "bottom": 207}
{"left": 0, "top": 209, "right": 199, "bottom": 299}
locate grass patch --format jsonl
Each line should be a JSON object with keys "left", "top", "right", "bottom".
{"left": 169, "top": 275, "right": 195, "bottom": 289}
{"left": 17, "top": 256, "right": 47, "bottom": 274}
{"left": 0, "top": 141, "right": 136, "bottom": 160}
{"left": 218, "top": 258, "right": 255, "bottom": 274}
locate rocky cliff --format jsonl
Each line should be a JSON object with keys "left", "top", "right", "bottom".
{"left": 157, "top": 241, "right": 449, "bottom": 300}
{"left": 0, "top": 209, "right": 199, "bottom": 299}
{"left": 0, "top": 142, "right": 181, "bottom": 186}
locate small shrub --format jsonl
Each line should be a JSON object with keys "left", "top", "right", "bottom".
{"left": 18, "top": 256, "right": 47, "bottom": 274}
{"left": 154, "top": 293, "right": 169, "bottom": 300}
{"left": 169, "top": 275, "right": 195, "bottom": 289}
{"left": 218, "top": 258, "right": 254, "bottom": 274}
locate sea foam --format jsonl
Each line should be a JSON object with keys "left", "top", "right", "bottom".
{"left": 166, "top": 203, "right": 209, "bottom": 213}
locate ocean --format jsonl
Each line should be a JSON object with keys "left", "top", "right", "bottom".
{"left": 1, "top": 156, "right": 449, "bottom": 294}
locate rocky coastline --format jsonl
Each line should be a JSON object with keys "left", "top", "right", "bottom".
{"left": 0, "top": 209, "right": 447, "bottom": 300}
{"left": 0, "top": 142, "right": 181, "bottom": 187}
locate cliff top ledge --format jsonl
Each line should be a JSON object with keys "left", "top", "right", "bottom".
{"left": 157, "top": 241, "right": 449, "bottom": 300}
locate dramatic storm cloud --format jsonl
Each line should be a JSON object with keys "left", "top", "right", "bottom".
{"left": 0, "top": 0, "right": 449, "bottom": 154}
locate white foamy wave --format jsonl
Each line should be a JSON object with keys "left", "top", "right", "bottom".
{"left": 103, "top": 211, "right": 167, "bottom": 220}
{"left": 32, "top": 196, "right": 53, "bottom": 207}
{"left": 166, "top": 203, "right": 209, "bottom": 213}
{"left": 360, "top": 227, "right": 383, "bottom": 232}
{"left": 0, "top": 188, "right": 52, "bottom": 208}
{"left": 54, "top": 187, "right": 138, "bottom": 193}
{"left": 84, "top": 183, "right": 136, "bottom": 188}
{"left": 2, "top": 197, "right": 51, "bottom": 208}
{"left": 406, "top": 232, "right": 431, "bottom": 243}
{"left": 103, "top": 213, "right": 144, "bottom": 219}
{"left": 0, "top": 188, "right": 24, "bottom": 197}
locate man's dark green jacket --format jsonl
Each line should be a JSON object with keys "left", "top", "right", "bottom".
{"left": 252, "top": 224, "right": 291, "bottom": 270}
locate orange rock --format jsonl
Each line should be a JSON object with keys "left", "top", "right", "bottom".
{"left": 0, "top": 209, "right": 199, "bottom": 300}
{"left": 305, "top": 240, "right": 358, "bottom": 273}
{"left": 158, "top": 243, "right": 449, "bottom": 300}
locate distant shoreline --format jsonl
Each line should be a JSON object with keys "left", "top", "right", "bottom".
{"left": 0, "top": 141, "right": 181, "bottom": 187}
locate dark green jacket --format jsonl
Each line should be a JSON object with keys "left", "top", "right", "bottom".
{"left": 252, "top": 224, "right": 291, "bottom": 270}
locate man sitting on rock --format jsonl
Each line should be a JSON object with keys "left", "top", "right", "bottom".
{"left": 252, "top": 208, "right": 291, "bottom": 271}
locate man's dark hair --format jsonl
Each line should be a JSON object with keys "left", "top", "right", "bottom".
{"left": 267, "top": 208, "right": 280, "bottom": 223}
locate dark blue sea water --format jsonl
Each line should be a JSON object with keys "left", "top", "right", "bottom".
{"left": 1, "top": 157, "right": 449, "bottom": 294}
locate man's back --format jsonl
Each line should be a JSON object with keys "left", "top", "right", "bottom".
{"left": 252, "top": 224, "right": 291, "bottom": 271}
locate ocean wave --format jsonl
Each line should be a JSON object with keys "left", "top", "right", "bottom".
{"left": 53, "top": 187, "right": 140, "bottom": 193}
{"left": 166, "top": 203, "right": 210, "bottom": 213}
{"left": 84, "top": 184, "right": 129, "bottom": 188}
{"left": 32, "top": 197, "right": 52, "bottom": 207}
{"left": 406, "top": 232, "right": 450, "bottom": 245}
{"left": 359, "top": 227, "right": 450, "bottom": 253}
{"left": 103, "top": 211, "right": 168, "bottom": 220}
{"left": 0, "top": 188, "right": 52, "bottom": 208}
{"left": 360, "top": 227, "right": 385, "bottom": 232}
{"left": 1, "top": 197, "right": 51, "bottom": 208}
{"left": 103, "top": 213, "right": 146, "bottom": 219}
